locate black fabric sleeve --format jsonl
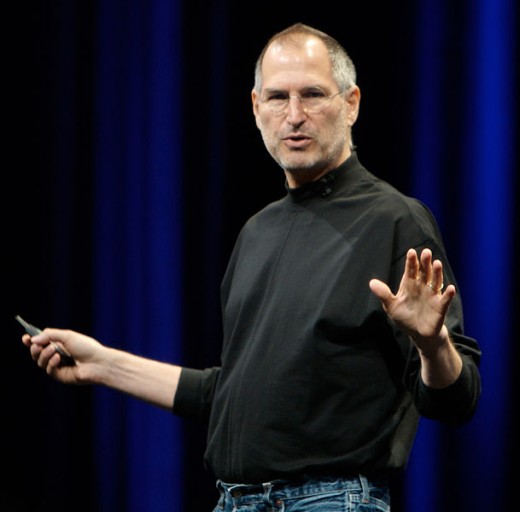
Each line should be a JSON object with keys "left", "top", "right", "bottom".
{"left": 172, "top": 367, "right": 220, "bottom": 423}
{"left": 414, "top": 354, "right": 482, "bottom": 425}
{"left": 388, "top": 206, "right": 482, "bottom": 425}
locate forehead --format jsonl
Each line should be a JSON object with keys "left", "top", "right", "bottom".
{"left": 261, "top": 35, "right": 335, "bottom": 90}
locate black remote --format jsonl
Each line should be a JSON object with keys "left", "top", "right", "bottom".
{"left": 16, "top": 315, "right": 75, "bottom": 366}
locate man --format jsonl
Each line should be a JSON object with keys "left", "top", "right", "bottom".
{"left": 23, "top": 23, "right": 481, "bottom": 511}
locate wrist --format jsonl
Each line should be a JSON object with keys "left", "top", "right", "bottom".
{"left": 86, "top": 345, "right": 117, "bottom": 386}
{"left": 411, "top": 324, "right": 451, "bottom": 358}
{"left": 416, "top": 327, "right": 463, "bottom": 389}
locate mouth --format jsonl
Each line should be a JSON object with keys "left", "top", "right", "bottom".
{"left": 281, "top": 133, "right": 313, "bottom": 149}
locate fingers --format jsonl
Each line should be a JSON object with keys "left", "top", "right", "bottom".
{"left": 406, "top": 247, "right": 434, "bottom": 285}
{"left": 30, "top": 341, "right": 61, "bottom": 370}
{"left": 409, "top": 248, "right": 448, "bottom": 294}
{"left": 405, "top": 248, "right": 419, "bottom": 280}
{"left": 421, "top": 249, "right": 450, "bottom": 296}
{"left": 439, "top": 283, "right": 456, "bottom": 307}
{"left": 391, "top": 248, "right": 455, "bottom": 300}
{"left": 418, "top": 250, "right": 457, "bottom": 306}
{"left": 29, "top": 329, "right": 76, "bottom": 369}
{"left": 418, "top": 249, "right": 433, "bottom": 285}
{"left": 405, "top": 248, "right": 434, "bottom": 285}
{"left": 429, "top": 258, "right": 444, "bottom": 294}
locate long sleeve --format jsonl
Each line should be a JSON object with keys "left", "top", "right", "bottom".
{"left": 172, "top": 366, "right": 221, "bottom": 423}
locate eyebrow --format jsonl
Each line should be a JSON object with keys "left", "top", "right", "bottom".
{"left": 263, "top": 85, "right": 327, "bottom": 94}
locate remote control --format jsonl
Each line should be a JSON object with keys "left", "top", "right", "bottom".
{"left": 16, "top": 315, "right": 75, "bottom": 366}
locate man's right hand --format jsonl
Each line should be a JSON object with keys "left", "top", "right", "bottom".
{"left": 22, "top": 328, "right": 106, "bottom": 385}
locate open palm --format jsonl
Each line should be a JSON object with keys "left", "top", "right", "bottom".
{"left": 369, "top": 248, "right": 456, "bottom": 348}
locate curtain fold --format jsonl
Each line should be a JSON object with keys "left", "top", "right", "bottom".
{"left": 407, "top": 0, "right": 516, "bottom": 510}
{"left": 93, "top": 1, "right": 184, "bottom": 510}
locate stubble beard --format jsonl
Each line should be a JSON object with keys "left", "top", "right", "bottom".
{"left": 261, "top": 117, "right": 350, "bottom": 175}
{"left": 262, "top": 124, "right": 350, "bottom": 176}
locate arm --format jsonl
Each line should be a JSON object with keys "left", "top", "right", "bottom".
{"left": 23, "top": 328, "right": 182, "bottom": 410}
{"left": 369, "top": 248, "right": 462, "bottom": 389}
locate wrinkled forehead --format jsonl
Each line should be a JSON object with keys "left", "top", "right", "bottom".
{"left": 261, "top": 35, "right": 334, "bottom": 90}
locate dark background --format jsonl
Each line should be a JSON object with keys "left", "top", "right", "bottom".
{"left": 3, "top": 0, "right": 518, "bottom": 511}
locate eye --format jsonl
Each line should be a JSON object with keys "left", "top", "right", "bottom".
{"left": 301, "top": 89, "right": 327, "bottom": 99}
{"left": 265, "top": 91, "right": 288, "bottom": 102}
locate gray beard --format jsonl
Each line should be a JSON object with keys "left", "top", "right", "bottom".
{"left": 273, "top": 141, "right": 347, "bottom": 176}
{"left": 262, "top": 125, "right": 350, "bottom": 176}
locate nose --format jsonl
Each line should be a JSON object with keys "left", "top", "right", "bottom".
{"left": 285, "top": 96, "right": 307, "bottom": 124}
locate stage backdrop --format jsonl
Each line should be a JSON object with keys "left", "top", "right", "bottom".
{"left": 5, "top": 0, "right": 517, "bottom": 511}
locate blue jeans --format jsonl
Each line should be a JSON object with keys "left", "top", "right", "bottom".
{"left": 213, "top": 474, "right": 390, "bottom": 511}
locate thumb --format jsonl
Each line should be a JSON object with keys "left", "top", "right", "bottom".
{"left": 369, "top": 278, "right": 394, "bottom": 306}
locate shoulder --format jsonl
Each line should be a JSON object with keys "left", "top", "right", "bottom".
{"left": 351, "top": 166, "right": 437, "bottom": 228}
{"left": 344, "top": 164, "right": 444, "bottom": 252}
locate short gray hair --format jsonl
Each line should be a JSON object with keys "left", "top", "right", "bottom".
{"left": 253, "top": 23, "right": 357, "bottom": 93}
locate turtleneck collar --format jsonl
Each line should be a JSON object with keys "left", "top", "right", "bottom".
{"left": 285, "top": 152, "right": 360, "bottom": 202}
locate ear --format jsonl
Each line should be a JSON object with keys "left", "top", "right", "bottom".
{"left": 251, "top": 89, "right": 262, "bottom": 129}
{"left": 345, "top": 86, "right": 361, "bottom": 126}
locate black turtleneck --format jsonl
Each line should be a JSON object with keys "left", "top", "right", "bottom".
{"left": 173, "top": 152, "right": 481, "bottom": 484}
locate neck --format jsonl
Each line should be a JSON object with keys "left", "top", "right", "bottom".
{"left": 284, "top": 149, "right": 352, "bottom": 189}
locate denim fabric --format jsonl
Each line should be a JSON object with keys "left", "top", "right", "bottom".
{"left": 213, "top": 475, "right": 390, "bottom": 512}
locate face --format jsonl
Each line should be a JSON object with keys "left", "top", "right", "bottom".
{"left": 252, "top": 35, "right": 360, "bottom": 187}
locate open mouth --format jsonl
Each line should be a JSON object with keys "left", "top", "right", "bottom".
{"left": 282, "top": 134, "right": 312, "bottom": 149}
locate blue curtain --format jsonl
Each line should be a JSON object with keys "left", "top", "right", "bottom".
{"left": 407, "top": 0, "right": 516, "bottom": 510}
{"left": 92, "top": 1, "right": 184, "bottom": 510}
